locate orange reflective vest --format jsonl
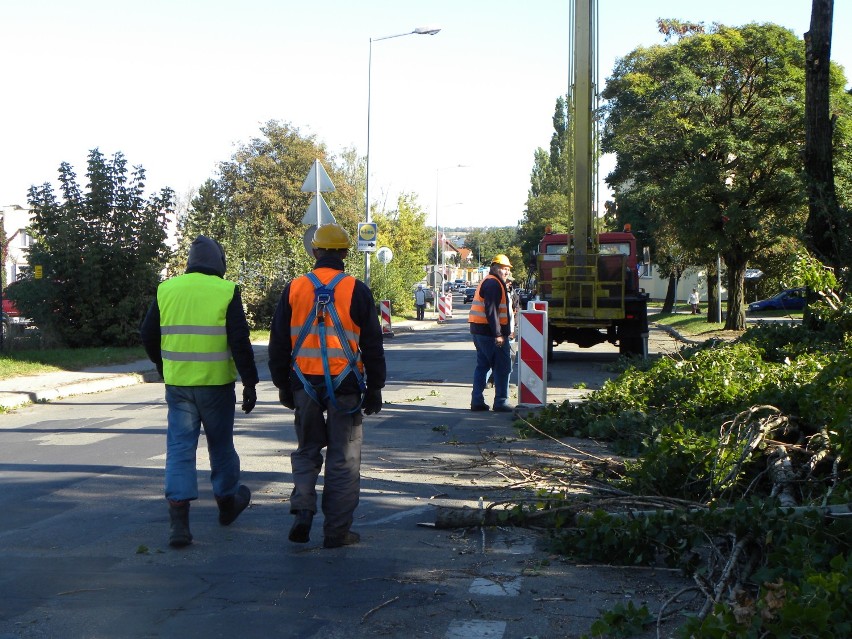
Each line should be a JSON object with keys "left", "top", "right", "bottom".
{"left": 468, "top": 274, "right": 509, "bottom": 326}
{"left": 289, "top": 267, "right": 364, "bottom": 377}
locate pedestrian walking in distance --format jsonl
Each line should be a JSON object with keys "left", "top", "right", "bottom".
{"left": 268, "top": 224, "right": 387, "bottom": 549}
{"left": 140, "top": 235, "right": 258, "bottom": 548}
{"left": 414, "top": 283, "right": 427, "bottom": 321}
{"left": 688, "top": 288, "right": 700, "bottom": 315}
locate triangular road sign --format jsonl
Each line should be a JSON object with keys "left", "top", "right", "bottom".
{"left": 301, "top": 159, "right": 336, "bottom": 193}
{"left": 301, "top": 194, "right": 336, "bottom": 226}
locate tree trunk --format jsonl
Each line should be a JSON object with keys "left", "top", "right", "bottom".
{"left": 804, "top": 0, "right": 841, "bottom": 272}
{"left": 705, "top": 261, "right": 720, "bottom": 323}
{"left": 661, "top": 272, "right": 676, "bottom": 313}
{"left": 724, "top": 255, "right": 747, "bottom": 330}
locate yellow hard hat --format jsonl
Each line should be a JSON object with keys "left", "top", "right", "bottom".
{"left": 312, "top": 224, "right": 350, "bottom": 249}
{"left": 491, "top": 254, "right": 512, "bottom": 268}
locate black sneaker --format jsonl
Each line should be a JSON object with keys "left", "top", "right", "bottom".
{"left": 323, "top": 531, "right": 360, "bottom": 549}
{"left": 217, "top": 485, "right": 251, "bottom": 526}
{"left": 288, "top": 510, "right": 314, "bottom": 543}
{"left": 470, "top": 403, "right": 489, "bottom": 411}
{"left": 492, "top": 404, "right": 515, "bottom": 413}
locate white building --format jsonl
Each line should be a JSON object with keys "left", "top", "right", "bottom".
{"left": 1, "top": 204, "right": 34, "bottom": 284}
{"left": 639, "top": 263, "right": 728, "bottom": 304}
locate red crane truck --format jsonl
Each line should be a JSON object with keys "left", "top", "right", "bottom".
{"left": 530, "top": 0, "right": 649, "bottom": 359}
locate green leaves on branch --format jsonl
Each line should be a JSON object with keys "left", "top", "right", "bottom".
{"left": 16, "top": 149, "right": 172, "bottom": 347}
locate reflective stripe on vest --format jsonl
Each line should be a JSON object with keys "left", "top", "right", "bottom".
{"left": 289, "top": 268, "right": 364, "bottom": 376}
{"left": 468, "top": 274, "right": 509, "bottom": 326}
{"left": 158, "top": 272, "right": 238, "bottom": 386}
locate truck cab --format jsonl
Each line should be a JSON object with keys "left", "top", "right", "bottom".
{"left": 532, "top": 229, "right": 648, "bottom": 358}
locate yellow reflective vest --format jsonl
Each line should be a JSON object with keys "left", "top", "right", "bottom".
{"left": 157, "top": 272, "right": 238, "bottom": 386}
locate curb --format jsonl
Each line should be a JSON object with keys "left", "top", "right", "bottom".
{"left": 651, "top": 323, "right": 702, "bottom": 345}
{"left": 31, "top": 371, "right": 156, "bottom": 404}
{"left": 0, "top": 344, "right": 272, "bottom": 412}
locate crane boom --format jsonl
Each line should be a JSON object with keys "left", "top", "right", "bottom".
{"left": 571, "top": 0, "right": 595, "bottom": 260}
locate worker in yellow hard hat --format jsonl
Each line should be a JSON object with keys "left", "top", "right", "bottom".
{"left": 268, "top": 223, "right": 387, "bottom": 549}
{"left": 467, "top": 253, "right": 514, "bottom": 413}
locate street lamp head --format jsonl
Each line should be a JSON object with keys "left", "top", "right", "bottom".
{"left": 414, "top": 26, "right": 441, "bottom": 35}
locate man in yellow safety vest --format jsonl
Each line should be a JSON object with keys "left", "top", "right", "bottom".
{"left": 141, "top": 235, "right": 258, "bottom": 548}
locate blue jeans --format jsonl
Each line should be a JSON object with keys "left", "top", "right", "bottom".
{"left": 164, "top": 384, "right": 240, "bottom": 502}
{"left": 290, "top": 388, "right": 363, "bottom": 537}
{"left": 471, "top": 333, "right": 512, "bottom": 408}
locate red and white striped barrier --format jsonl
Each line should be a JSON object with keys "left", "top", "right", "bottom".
{"left": 437, "top": 294, "right": 451, "bottom": 323}
{"left": 445, "top": 291, "right": 453, "bottom": 318}
{"left": 380, "top": 300, "right": 394, "bottom": 337}
{"left": 527, "top": 300, "right": 548, "bottom": 312}
{"left": 518, "top": 309, "right": 547, "bottom": 407}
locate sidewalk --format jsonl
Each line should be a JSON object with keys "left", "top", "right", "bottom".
{"left": 0, "top": 318, "right": 434, "bottom": 412}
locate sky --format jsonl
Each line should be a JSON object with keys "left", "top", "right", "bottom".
{"left": 2, "top": 1, "right": 850, "bottom": 231}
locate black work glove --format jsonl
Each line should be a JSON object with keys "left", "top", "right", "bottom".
{"left": 279, "top": 387, "right": 295, "bottom": 410}
{"left": 241, "top": 385, "right": 257, "bottom": 414}
{"left": 362, "top": 388, "right": 383, "bottom": 415}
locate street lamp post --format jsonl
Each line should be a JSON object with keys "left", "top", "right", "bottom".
{"left": 365, "top": 26, "right": 440, "bottom": 288}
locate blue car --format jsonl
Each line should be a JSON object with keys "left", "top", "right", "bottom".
{"left": 748, "top": 288, "right": 807, "bottom": 312}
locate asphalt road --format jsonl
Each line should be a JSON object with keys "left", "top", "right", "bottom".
{"left": 0, "top": 316, "right": 692, "bottom": 639}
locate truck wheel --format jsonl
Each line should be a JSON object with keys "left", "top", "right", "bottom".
{"left": 619, "top": 327, "right": 646, "bottom": 357}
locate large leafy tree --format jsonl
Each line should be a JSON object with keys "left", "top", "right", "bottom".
{"left": 370, "top": 193, "right": 433, "bottom": 314}
{"left": 603, "top": 22, "right": 830, "bottom": 329}
{"left": 173, "top": 121, "right": 364, "bottom": 327}
{"left": 14, "top": 149, "right": 172, "bottom": 346}
{"left": 462, "top": 227, "right": 527, "bottom": 286}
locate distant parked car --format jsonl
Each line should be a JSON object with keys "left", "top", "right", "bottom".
{"left": 463, "top": 287, "right": 477, "bottom": 304}
{"left": 748, "top": 288, "right": 807, "bottom": 312}
{"left": 2, "top": 287, "right": 34, "bottom": 335}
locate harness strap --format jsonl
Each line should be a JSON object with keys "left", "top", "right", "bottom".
{"left": 291, "top": 272, "right": 365, "bottom": 413}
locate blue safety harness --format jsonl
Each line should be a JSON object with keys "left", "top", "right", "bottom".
{"left": 291, "top": 272, "right": 366, "bottom": 413}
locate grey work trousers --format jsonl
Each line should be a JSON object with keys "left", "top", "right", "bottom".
{"left": 290, "top": 387, "right": 363, "bottom": 537}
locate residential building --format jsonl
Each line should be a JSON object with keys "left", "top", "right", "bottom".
{"left": 1, "top": 204, "right": 34, "bottom": 284}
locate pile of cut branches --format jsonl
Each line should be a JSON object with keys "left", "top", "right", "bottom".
{"left": 439, "top": 319, "right": 851, "bottom": 637}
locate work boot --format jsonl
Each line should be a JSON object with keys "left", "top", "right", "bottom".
{"left": 216, "top": 484, "right": 251, "bottom": 526}
{"left": 323, "top": 530, "right": 360, "bottom": 549}
{"left": 288, "top": 509, "right": 314, "bottom": 543}
{"left": 168, "top": 500, "right": 193, "bottom": 548}
{"left": 492, "top": 404, "right": 515, "bottom": 413}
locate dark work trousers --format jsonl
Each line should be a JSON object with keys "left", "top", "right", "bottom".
{"left": 471, "top": 333, "right": 512, "bottom": 409}
{"left": 290, "top": 387, "right": 363, "bottom": 537}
